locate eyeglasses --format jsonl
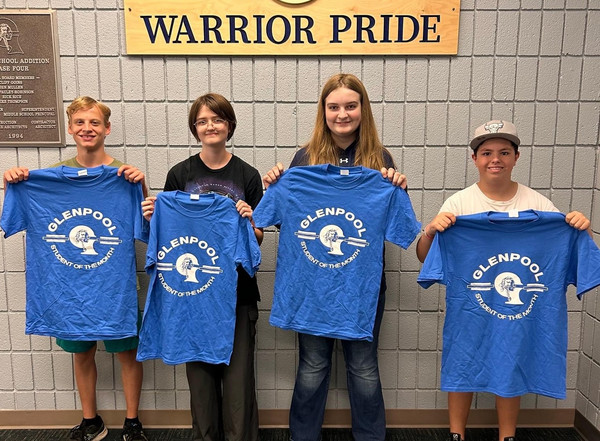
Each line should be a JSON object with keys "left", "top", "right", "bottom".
{"left": 194, "top": 118, "right": 227, "bottom": 128}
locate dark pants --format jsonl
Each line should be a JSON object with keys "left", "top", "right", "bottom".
{"left": 289, "top": 287, "right": 386, "bottom": 441}
{"left": 186, "top": 303, "right": 259, "bottom": 441}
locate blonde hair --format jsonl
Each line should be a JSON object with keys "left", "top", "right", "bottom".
{"left": 66, "top": 96, "right": 111, "bottom": 125}
{"left": 304, "top": 73, "right": 392, "bottom": 170}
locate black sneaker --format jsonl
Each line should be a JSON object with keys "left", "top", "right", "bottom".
{"left": 447, "top": 434, "right": 462, "bottom": 441}
{"left": 69, "top": 416, "right": 108, "bottom": 441}
{"left": 122, "top": 419, "right": 149, "bottom": 441}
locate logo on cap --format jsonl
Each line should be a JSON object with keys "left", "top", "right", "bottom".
{"left": 484, "top": 122, "right": 504, "bottom": 134}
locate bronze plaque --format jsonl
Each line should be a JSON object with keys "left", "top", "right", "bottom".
{"left": 0, "top": 10, "right": 65, "bottom": 147}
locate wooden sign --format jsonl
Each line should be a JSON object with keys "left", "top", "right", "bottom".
{"left": 124, "top": 0, "right": 460, "bottom": 56}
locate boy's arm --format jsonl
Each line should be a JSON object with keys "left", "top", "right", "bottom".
{"left": 565, "top": 211, "right": 592, "bottom": 237}
{"left": 416, "top": 212, "right": 456, "bottom": 263}
{"left": 3, "top": 167, "right": 29, "bottom": 187}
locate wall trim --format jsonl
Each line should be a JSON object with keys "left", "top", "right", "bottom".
{"left": 574, "top": 410, "right": 600, "bottom": 441}
{"left": 0, "top": 408, "right": 577, "bottom": 429}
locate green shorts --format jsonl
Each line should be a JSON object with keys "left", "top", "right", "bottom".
{"left": 56, "top": 310, "right": 142, "bottom": 354}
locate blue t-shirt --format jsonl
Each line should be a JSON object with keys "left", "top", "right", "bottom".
{"left": 137, "top": 191, "right": 261, "bottom": 365}
{"left": 0, "top": 166, "right": 145, "bottom": 340}
{"left": 418, "top": 210, "right": 600, "bottom": 399}
{"left": 253, "top": 164, "right": 421, "bottom": 341}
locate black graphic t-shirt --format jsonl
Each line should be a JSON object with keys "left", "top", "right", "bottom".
{"left": 163, "top": 154, "right": 263, "bottom": 304}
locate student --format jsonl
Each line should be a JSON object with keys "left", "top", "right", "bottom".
{"left": 2, "top": 96, "right": 148, "bottom": 441}
{"left": 262, "top": 73, "right": 411, "bottom": 441}
{"left": 416, "top": 120, "right": 591, "bottom": 441}
{"left": 141, "top": 93, "right": 263, "bottom": 441}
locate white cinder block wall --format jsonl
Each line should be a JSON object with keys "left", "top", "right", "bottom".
{"left": 0, "top": 0, "right": 599, "bottom": 431}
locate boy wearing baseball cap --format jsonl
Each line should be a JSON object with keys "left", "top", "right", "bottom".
{"left": 416, "top": 120, "right": 591, "bottom": 441}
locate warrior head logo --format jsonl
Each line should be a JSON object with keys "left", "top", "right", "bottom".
{"left": 69, "top": 226, "right": 98, "bottom": 255}
{"left": 0, "top": 18, "right": 23, "bottom": 54}
{"left": 319, "top": 225, "right": 345, "bottom": 255}
{"left": 176, "top": 253, "right": 200, "bottom": 283}
{"left": 484, "top": 121, "right": 504, "bottom": 134}
{"left": 494, "top": 272, "right": 524, "bottom": 305}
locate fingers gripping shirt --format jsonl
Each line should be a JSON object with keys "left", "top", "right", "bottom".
{"left": 0, "top": 166, "right": 145, "bottom": 340}
{"left": 138, "top": 191, "right": 261, "bottom": 365}
{"left": 417, "top": 211, "right": 600, "bottom": 399}
{"left": 253, "top": 164, "right": 421, "bottom": 341}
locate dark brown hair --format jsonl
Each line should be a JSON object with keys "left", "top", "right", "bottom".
{"left": 188, "top": 93, "right": 237, "bottom": 142}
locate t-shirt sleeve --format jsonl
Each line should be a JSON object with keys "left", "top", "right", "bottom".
{"left": 384, "top": 186, "right": 421, "bottom": 249}
{"left": 252, "top": 179, "right": 282, "bottom": 228}
{"left": 382, "top": 148, "right": 396, "bottom": 169}
{"left": 540, "top": 197, "right": 559, "bottom": 212}
{"left": 131, "top": 182, "right": 149, "bottom": 243}
{"left": 235, "top": 217, "right": 262, "bottom": 277}
{"left": 0, "top": 181, "right": 28, "bottom": 237}
{"left": 439, "top": 195, "right": 459, "bottom": 215}
{"left": 289, "top": 148, "right": 309, "bottom": 168}
{"left": 163, "top": 166, "right": 182, "bottom": 192}
{"left": 417, "top": 234, "right": 446, "bottom": 288}
{"left": 567, "top": 230, "right": 600, "bottom": 299}
{"left": 144, "top": 198, "right": 160, "bottom": 272}
{"left": 140, "top": 217, "right": 150, "bottom": 243}
{"left": 245, "top": 168, "right": 263, "bottom": 210}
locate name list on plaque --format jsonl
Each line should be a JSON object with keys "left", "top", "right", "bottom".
{"left": 0, "top": 11, "right": 65, "bottom": 147}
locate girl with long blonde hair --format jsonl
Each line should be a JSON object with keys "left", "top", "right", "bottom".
{"left": 263, "top": 73, "right": 409, "bottom": 440}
